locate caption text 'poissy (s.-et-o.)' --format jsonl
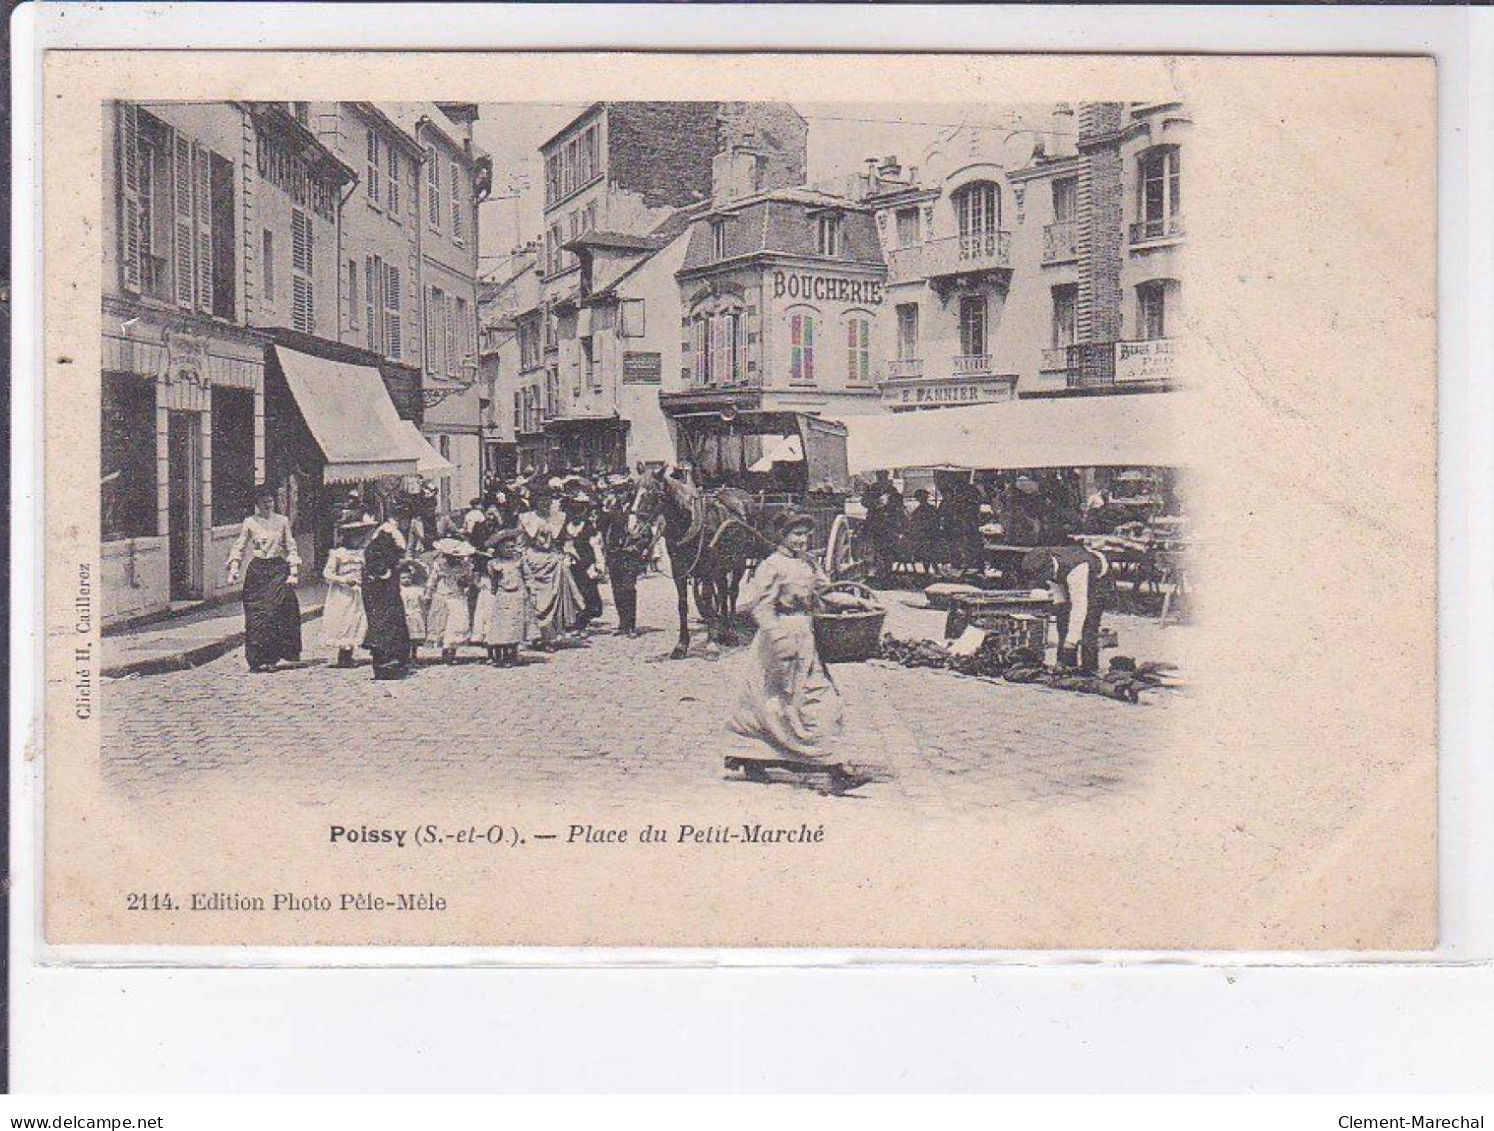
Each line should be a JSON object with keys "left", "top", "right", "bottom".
{"left": 332, "top": 822, "right": 828, "bottom": 848}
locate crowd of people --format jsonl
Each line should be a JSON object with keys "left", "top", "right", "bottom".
{"left": 226, "top": 470, "right": 658, "bottom": 681}
{"left": 858, "top": 468, "right": 1141, "bottom": 585}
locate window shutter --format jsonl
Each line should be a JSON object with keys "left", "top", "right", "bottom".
{"left": 366, "top": 128, "right": 380, "bottom": 206}
{"left": 388, "top": 147, "right": 400, "bottom": 215}
{"left": 450, "top": 162, "right": 462, "bottom": 240}
{"left": 117, "top": 103, "right": 142, "bottom": 292}
{"left": 385, "top": 264, "right": 401, "bottom": 360}
{"left": 173, "top": 134, "right": 194, "bottom": 309}
{"left": 444, "top": 293, "right": 456, "bottom": 376}
{"left": 292, "top": 276, "right": 314, "bottom": 333}
{"left": 427, "top": 148, "right": 440, "bottom": 228}
{"left": 194, "top": 145, "right": 213, "bottom": 315}
{"left": 803, "top": 316, "right": 815, "bottom": 383}
{"left": 425, "top": 286, "right": 438, "bottom": 370}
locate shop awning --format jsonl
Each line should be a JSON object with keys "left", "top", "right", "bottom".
{"left": 836, "top": 392, "right": 1190, "bottom": 475}
{"left": 395, "top": 420, "right": 455, "bottom": 478}
{"left": 273, "top": 347, "right": 419, "bottom": 483}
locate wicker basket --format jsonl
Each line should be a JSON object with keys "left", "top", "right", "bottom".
{"left": 813, "top": 581, "right": 887, "bottom": 664}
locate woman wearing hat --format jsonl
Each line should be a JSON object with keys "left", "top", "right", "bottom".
{"left": 321, "top": 516, "right": 374, "bottom": 668}
{"left": 361, "top": 500, "right": 415, "bottom": 679}
{"left": 225, "top": 484, "right": 302, "bottom": 673}
{"left": 727, "top": 511, "right": 844, "bottom": 762}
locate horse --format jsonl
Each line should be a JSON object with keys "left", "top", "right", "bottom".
{"left": 628, "top": 469, "right": 765, "bottom": 659}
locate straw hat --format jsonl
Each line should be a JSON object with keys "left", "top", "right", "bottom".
{"left": 433, "top": 537, "right": 476, "bottom": 557}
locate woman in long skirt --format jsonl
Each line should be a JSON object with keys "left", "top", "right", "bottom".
{"left": 425, "top": 538, "right": 476, "bottom": 663}
{"left": 225, "top": 485, "right": 303, "bottom": 673}
{"left": 518, "top": 509, "right": 583, "bottom": 649}
{"left": 728, "top": 511, "right": 843, "bottom": 761}
{"left": 361, "top": 504, "right": 415, "bottom": 680}
{"left": 321, "top": 517, "right": 373, "bottom": 667}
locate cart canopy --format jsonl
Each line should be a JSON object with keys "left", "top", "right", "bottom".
{"left": 835, "top": 392, "right": 1188, "bottom": 475}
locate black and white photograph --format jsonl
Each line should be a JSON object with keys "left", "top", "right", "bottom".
{"left": 32, "top": 50, "right": 1437, "bottom": 951}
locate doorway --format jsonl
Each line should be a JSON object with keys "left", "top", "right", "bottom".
{"left": 167, "top": 411, "right": 204, "bottom": 599}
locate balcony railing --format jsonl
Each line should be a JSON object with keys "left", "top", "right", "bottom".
{"left": 886, "top": 357, "right": 923, "bottom": 380}
{"left": 1064, "top": 338, "right": 1180, "bottom": 388}
{"left": 1129, "top": 214, "right": 1185, "bottom": 244}
{"left": 1043, "top": 220, "right": 1079, "bottom": 264}
{"left": 924, "top": 230, "right": 1012, "bottom": 278}
{"left": 953, "top": 354, "right": 994, "bottom": 377}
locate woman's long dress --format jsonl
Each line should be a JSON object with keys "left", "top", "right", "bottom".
{"left": 519, "top": 512, "right": 583, "bottom": 644}
{"left": 320, "top": 547, "right": 366, "bottom": 652}
{"left": 477, "top": 558, "right": 530, "bottom": 646}
{"left": 228, "top": 513, "right": 302, "bottom": 670}
{"left": 361, "top": 523, "right": 412, "bottom": 673}
{"left": 728, "top": 550, "right": 844, "bottom": 762}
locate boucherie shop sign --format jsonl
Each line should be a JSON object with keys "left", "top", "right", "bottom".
{"left": 773, "top": 270, "right": 885, "bottom": 306}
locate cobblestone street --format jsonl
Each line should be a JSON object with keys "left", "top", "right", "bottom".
{"left": 101, "top": 574, "right": 1189, "bottom": 815}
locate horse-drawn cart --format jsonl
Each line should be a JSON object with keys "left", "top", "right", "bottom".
{"left": 669, "top": 409, "right": 868, "bottom": 579}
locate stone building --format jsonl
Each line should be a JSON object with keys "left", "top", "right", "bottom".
{"left": 101, "top": 100, "right": 273, "bottom": 625}
{"left": 531, "top": 102, "right": 809, "bottom": 472}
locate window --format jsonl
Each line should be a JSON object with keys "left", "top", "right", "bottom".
{"left": 711, "top": 314, "right": 738, "bottom": 386}
{"left": 958, "top": 295, "right": 987, "bottom": 356}
{"left": 1053, "top": 177, "right": 1077, "bottom": 224}
{"left": 208, "top": 152, "right": 236, "bottom": 319}
{"left": 896, "top": 207, "right": 920, "bottom": 249}
{"left": 428, "top": 286, "right": 444, "bottom": 374}
{"left": 366, "top": 128, "right": 381, "bottom": 208}
{"left": 514, "top": 391, "right": 522, "bottom": 430}
{"left": 545, "top": 223, "right": 564, "bottom": 276}
{"left": 387, "top": 147, "right": 401, "bottom": 216}
{"left": 101, "top": 372, "right": 157, "bottom": 541}
{"left": 384, "top": 264, "right": 402, "bottom": 361}
{"left": 262, "top": 229, "right": 275, "bottom": 304}
{"left": 426, "top": 146, "right": 441, "bottom": 229}
{"left": 450, "top": 160, "right": 464, "bottom": 243}
{"left": 563, "top": 138, "right": 578, "bottom": 196}
{"left": 953, "top": 181, "right": 1000, "bottom": 257}
{"left": 1138, "top": 146, "right": 1181, "bottom": 239}
{"left": 348, "top": 259, "right": 359, "bottom": 329}
{"left": 1051, "top": 284, "right": 1078, "bottom": 348}
{"left": 545, "top": 152, "right": 561, "bottom": 206}
{"left": 292, "top": 102, "right": 309, "bottom": 126}
{"left": 210, "top": 386, "right": 255, "bottom": 526}
{"left": 895, "top": 303, "right": 920, "bottom": 360}
{"left": 290, "top": 208, "right": 314, "bottom": 333}
{"left": 816, "top": 213, "right": 841, "bottom": 257}
{"left": 789, "top": 313, "right": 816, "bottom": 383}
{"left": 846, "top": 316, "right": 871, "bottom": 385}
{"left": 520, "top": 320, "right": 541, "bottom": 369}
{"left": 1137, "top": 280, "right": 1169, "bottom": 340}
{"left": 711, "top": 220, "right": 728, "bottom": 261}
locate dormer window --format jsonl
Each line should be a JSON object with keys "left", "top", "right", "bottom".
{"left": 816, "top": 213, "right": 841, "bottom": 258}
{"left": 711, "top": 219, "right": 728, "bottom": 261}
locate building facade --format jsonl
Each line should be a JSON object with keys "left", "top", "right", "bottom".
{"left": 664, "top": 188, "right": 889, "bottom": 428}
{"left": 532, "top": 102, "right": 809, "bottom": 472}
{"left": 389, "top": 103, "right": 489, "bottom": 510}
{"left": 101, "top": 101, "right": 273, "bottom": 626}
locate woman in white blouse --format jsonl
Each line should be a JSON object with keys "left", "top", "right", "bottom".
{"left": 225, "top": 485, "right": 302, "bottom": 673}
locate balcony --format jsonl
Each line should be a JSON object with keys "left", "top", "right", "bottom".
{"left": 1129, "top": 214, "right": 1184, "bottom": 246}
{"left": 925, "top": 230, "right": 1011, "bottom": 278}
{"left": 953, "top": 354, "right": 994, "bottom": 377}
{"left": 1043, "top": 220, "right": 1079, "bottom": 264}
{"left": 886, "top": 357, "right": 923, "bottom": 380}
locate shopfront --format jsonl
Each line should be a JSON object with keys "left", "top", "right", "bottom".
{"left": 101, "top": 308, "right": 267, "bottom": 628}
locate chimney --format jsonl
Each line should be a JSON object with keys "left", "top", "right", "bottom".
{"left": 879, "top": 154, "right": 902, "bottom": 180}
{"left": 1051, "top": 104, "right": 1078, "bottom": 159}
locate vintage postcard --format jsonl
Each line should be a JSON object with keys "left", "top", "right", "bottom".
{"left": 37, "top": 52, "right": 1436, "bottom": 950}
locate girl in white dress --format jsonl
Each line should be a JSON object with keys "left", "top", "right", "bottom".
{"left": 321, "top": 518, "right": 372, "bottom": 667}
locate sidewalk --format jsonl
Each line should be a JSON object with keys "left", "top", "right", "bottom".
{"left": 102, "top": 582, "right": 328, "bottom": 679}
